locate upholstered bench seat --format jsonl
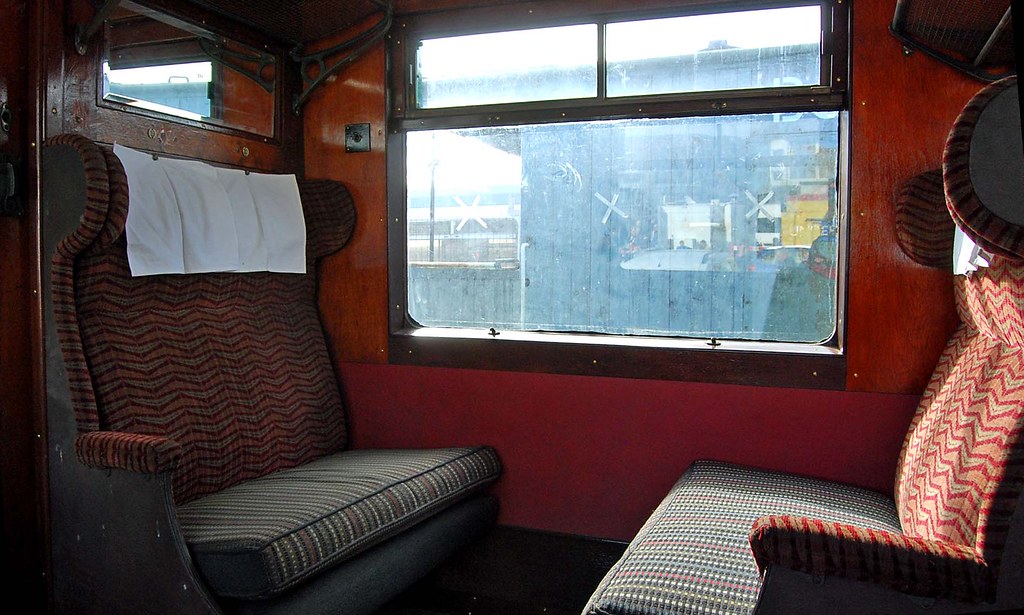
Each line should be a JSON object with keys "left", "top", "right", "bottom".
{"left": 177, "top": 446, "right": 502, "bottom": 599}
{"left": 584, "top": 460, "right": 902, "bottom": 615}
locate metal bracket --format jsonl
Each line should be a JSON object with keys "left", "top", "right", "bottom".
{"left": 75, "top": 0, "right": 123, "bottom": 55}
{"left": 0, "top": 154, "right": 24, "bottom": 218}
{"left": 289, "top": 0, "right": 393, "bottom": 114}
{"left": 199, "top": 38, "right": 276, "bottom": 93}
{"left": 0, "top": 101, "right": 11, "bottom": 133}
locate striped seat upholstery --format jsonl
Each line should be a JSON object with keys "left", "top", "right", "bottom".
{"left": 583, "top": 461, "right": 902, "bottom": 615}
{"left": 894, "top": 169, "right": 955, "bottom": 269}
{"left": 586, "top": 80, "right": 1024, "bottom": 613}
{"left": 48, "top": 135, "right": 503, "bottom": 605}
{"left": 586, "top": 261, "right": 1024, "bottom": 615}
{"left": 586, "top": 258, "right": 1024, "bottom": 614}
{"left": 177, "top": 447, "right": 502, "bottom": 599}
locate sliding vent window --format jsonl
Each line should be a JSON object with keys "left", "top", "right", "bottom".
{"left": 416, "top": 25, "right": 598, "bottom": 108}
{"left": 606, "top": 5, "right": 823, "bottom": 97}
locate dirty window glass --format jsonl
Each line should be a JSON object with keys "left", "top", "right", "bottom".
{"left": 416, "top": 24, "right": 598, "bottom": 108}
{"left": 406, "top": 112, "right": 840, "bottom": 343}
{"left": 104, "top": 61, "right": 214, "bottom": 120}
{"left": 606, "top": 5, "right": 822, "bottom": 97}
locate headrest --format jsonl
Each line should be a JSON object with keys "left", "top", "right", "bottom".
{"left": 894, "top": 169, "right": 955, "bottom": 269}
{"left": 943, "top": 76, "right": 1024, "bottom": 261}
{"left": 44, "top": 134, "right": 114, "bottom": 256}
{"left": 45, "top": 135, "right": 357, "bottom": 265}
{"left": 103, "top": 144, "right": 355, "bottom": 261}
{"left": 297, "top": 179, "right": 357, "bottom": 258}
{"left": 894, "top": 77, "right": 1024, "bottom": 270}
{"left": 99, "top": 148, "right": 130, "bottom": 250}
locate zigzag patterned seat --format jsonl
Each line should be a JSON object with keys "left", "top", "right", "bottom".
{"left": 584, "top": 76, "right": 1024, "bottom": 615}
{"left": 44, "top": 134, "right": 502, "bottom": 614}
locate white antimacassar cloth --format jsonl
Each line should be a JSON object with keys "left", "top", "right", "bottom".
{"left": 114, "top": 144, "right": 306, "bottom": 277}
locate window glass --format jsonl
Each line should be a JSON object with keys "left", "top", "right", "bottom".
{"left": 407, "top": 111, "right": 840, "bottom": 343}
{"left": 416, "top": 24, "right": 598, "bottom": 108}
{"left": 104, "top": 61, "right": 214, "bottom": 120}
{"left": 101, "top": 5, "right": 277, "bottom": 137}
{"left": 605, "top": 5, "right": 822, "bottom": 97}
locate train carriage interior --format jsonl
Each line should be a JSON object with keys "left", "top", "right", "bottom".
{"left": 2, "top": 0, "right": 1024, "bottom": 613}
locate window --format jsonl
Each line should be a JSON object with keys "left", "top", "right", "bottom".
{"left": 103, "top": 60, "right": 216, "bottom": 121}
{"left": 99, "top": 6, "right": 277, "bottom": 137}
{"left": 389, "top": 0, "right": 850, "bottom": 386}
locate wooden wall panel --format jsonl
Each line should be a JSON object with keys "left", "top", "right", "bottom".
{"left": 303, "top": 26, "right": 390, "bottom": 364}
{"left": 845, "top": 0, "right": 983, "bottom": 393}
{"left": 54, "top": 0, "right": 301, "bottom": 172}
{"left": 0, "top": 0, "right": 46, "bottom": 606}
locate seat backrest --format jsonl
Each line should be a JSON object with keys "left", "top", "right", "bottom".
{"left": 48, "top": 134, "right": 356, "bottom": 504}
{"left": 895, "top": 258, "right": 1024, "bottom": 572}
{"left": 894, "top": 76, "right": 1024, "bottom": 579}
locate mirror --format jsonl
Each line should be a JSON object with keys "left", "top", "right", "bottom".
{"left": 100, "top": 4, "right": 276, "bottom": 138}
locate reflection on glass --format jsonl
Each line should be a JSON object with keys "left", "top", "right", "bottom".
{"left": 104, "top": 61, "right": 214, "bottom": 121}
{"left": 101, "top": 7, "right": 275, "bottom": 137}
{"left": 606, "top": 6, "right": 822, "bottom": 97}
{"left": 416, "top": 25, "right": 598, "bottom": 108}
{"left": 406, "top": 111, "right": 841, "bottom": 343}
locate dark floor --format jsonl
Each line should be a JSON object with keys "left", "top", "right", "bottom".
{"left": 375, "top": 526, "right": 625, "bottom": 615}
{"left": 379, "top": 584, "right": 580, "bottom": 615}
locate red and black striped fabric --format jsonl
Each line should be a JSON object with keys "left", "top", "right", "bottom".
{"left": 177, "top": 447, "right": 502, "bottom": 598}
{"left": 583, "top": 461, "right": 902, "bottom": 615}
{"left": 74, "top": 430, "right": 183, "bottom": 474}
{"left": 749, "top": 515, "right": 989, "bottom": 602}
{"left": 943, "top": 76, "right": 1024, "bottom": 260}
{"left": 49, "top": 136, "right": 357, "bottom": 504}
{"left": 894, "top": 169, "right": 956, "bottom": 269}
{"left": 49, "top": 134, "right": 115, "bottom": 433}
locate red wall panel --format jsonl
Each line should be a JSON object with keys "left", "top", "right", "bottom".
{"left": 340, "top": 362, "right": 918, "bottom": 540}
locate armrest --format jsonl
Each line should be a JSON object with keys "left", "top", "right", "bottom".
{"left": 75, "top": 431, "right": 181, "bottom": 474}
{"left": 749, "top": 515, "right": 992, "bottom": 603}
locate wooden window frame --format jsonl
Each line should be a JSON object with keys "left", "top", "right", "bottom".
{"left": 386, "top": 0, "right": 851, "bottom": 389}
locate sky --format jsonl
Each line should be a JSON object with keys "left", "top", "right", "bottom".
{"left": 418, "top": 5, "right": 821, "bottom": 80}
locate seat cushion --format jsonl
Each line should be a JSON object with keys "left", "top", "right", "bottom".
{"left": 583, "top": 460, "right": 901, "bottom": 615}
{"left": 176, "top": 446, "right": 501, "bottom": 599}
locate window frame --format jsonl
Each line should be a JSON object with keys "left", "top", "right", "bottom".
{"left": 386, "top": 0, "right": 851, "bottom": 390}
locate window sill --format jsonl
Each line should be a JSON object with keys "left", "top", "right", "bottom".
{"left": 389, "top": 327, "right": 846, "bottom": 390}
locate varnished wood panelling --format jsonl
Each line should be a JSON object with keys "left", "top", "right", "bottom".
{"left": 304, "top": 24, "right": 390, "bottom": 364}
{"left": 0, "top": 0, "right": 46, "bottom": 606}
{"left": 55, "top": 0, "right": 300, "bottom": 172}
{"left": 845, "top": 0, "right": 982, "bottom": 393}
{"left": 219, "top": 60, "right": 277, "bottom": 137}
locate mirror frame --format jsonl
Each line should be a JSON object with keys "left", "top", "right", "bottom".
{"left": 95, "top": 0, "right": 284, "bottom": 142}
